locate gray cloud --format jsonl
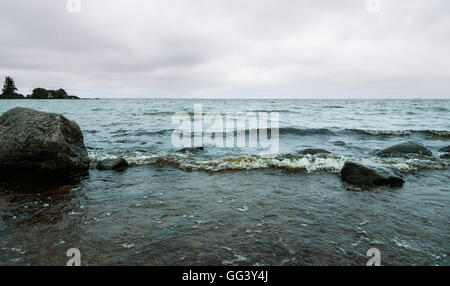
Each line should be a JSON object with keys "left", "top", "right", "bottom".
{"left": 1, "top": 0, "right": 449, "bottom": 98}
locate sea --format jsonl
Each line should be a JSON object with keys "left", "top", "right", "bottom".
{"left": 0, "top": 99, "right": 449, "bottom": 265}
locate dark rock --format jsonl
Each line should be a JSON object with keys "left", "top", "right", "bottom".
{"left": 300, "top": 148, "right": 330, "bottom": 155}
{"left": 378, "top": 141, "right": 432, "bottom": 157}
{"left": 439, "top": 146, "right": 450, "bottom": 153}
{"left": 0, "top": 208, "right": 13, "bottom": 234}
{"left": 332, "top": 141, "right": 346, "bottom": 146}
{"left": 179, "top": 147, "right": 204, "bottom": 153}
{"left": 0, "top": 107, "right": 89, "bottom": 181}
{"left": 0, "top": 220, "right": 6, "bottom": 235}
{"left": 97, "top": 158, "right": 129, "bottom": 171}
{"left": 440, "top": 153, "right": 450, "bottom": 159}
{"left": 340, "top": 161, "right": 404, "bottom": 188}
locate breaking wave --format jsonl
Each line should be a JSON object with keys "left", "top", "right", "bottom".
{"left": 348, "top": 129, "right": 413, "bottom": 136}
{"left": 347, "top": 129, "right": 450, "bottom": 138}
{"left": 418, "top": 130, "right": 450, "bottom": 138}
{"left": 101, "top": 127, "right": 450, "bottom": 139}
{"left": 88, "top": 152, "right": 449, "bottom": 173}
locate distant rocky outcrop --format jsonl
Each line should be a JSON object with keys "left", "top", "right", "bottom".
{"left": 0, "top": 107, "right": 89, "bottom": 181}
{"left": 1, "top": 76, "right": 79, "bottom": 99}
{"left": 0, "top": 94, "right": 25, "bottom": 99}
{"left": 341, "top": 161, "right": 404, "bottom": 188}
{"left": 377, "top": 141, "right": 432, "bottom": 157}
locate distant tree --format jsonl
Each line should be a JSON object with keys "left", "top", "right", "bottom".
{"left": 2, "top": 76, "right": 18, "bottom": 96}
{"left": 29, "top": 88, "right": 71, "bottom": 99}
{"left": 50, "top": 88, "right": 68, "bottom": 99}
{"left": 30, "top": 88, "right": 49, "bottom": 99}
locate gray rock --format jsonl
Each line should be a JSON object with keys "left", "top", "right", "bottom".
{"left": 439, "top": 146, "right": 450, "bottom": 153}
{"left": 97, "top": 158, "right": 129, "bottom": 171}
{"left": 378, "top": 141, "right": 432, "bottom": 157}
{"left": 179, "top": 147, "right": 204, "bottom": 153}
{"left": 300, "top": 148, "right": 330, "bottom": 155}
{"left": 440, "top": 153, "right": 450, "bottom": 159}
{"left": 0, "top": 107, "right": 89, "bottom": 181}
{"left": 332, "top": 141, "right": 346, "bottom": 146}
{"left": 340, "top": 161, "right": 404, "bottom": 188}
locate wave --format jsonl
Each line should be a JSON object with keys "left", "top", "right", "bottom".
{"left": 134, "top": 129, "right": 174, "bottom": 136}
{"left": 347, "top": 129, "right": 412, "bottom": 136}
{"left": 110, "top": 129, "right": 173, "bottom": 136}
{"left": 124, "top": 127, "right": 336, "bottom": 137}
{"left": 89, "top": 152, "right": 347, "bottom": 172}
{"left": 433, "top": 107, "right": 448, "bottom": 112}
{"left": 323, "top": 105, "right": 345, "bottom": 109}
{"left": 174, "top": 127, "right": 448, "bottom": 138}
{"left": 210, "top": 127, "right": 335, "bottom": 136}
{"left": 418, "top": 130, "right": 450, "bottom": 138}
{"left": 347, "top": 129, "right": 450, "bottom": 138}
{"left": 279, "top": 127, "right": 335, "bottom": 136}
{"left": 245, "top": 109, "right": 290, "bottom": 113}
{"left": 97, "top": 127, "right": 450, "bottom": 141}
{"left": 373, "top": 157, "right": 448, "bottom": 172}
{"left": 88, "top": 152, "right": 448, "bottom": 173}
{"left": 142, "top": 111, "right": 176, "bottom": 116}
{"left": 144, "top": 110, "right": 290, "bottom": 116}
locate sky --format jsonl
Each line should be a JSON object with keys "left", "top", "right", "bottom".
{"left": 0, "top": 0, "right": 449, "bottom": 99}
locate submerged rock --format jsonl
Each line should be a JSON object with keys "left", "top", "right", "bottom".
{"left": 178, "top": 147, "right": 204, "bottom": 153}
{"left": 378, "top": 141, "right": 432, "bottom": 157}
{"left": 439, "top": 146, "right": 450, "bottom": 153}
{"left": 332, "top": 141, "right": 346, "bottom": 146}
{"left": 300, "top": 148, "right": 330, "bottom": 155}
{"left": 97, "top": 158, "right": 129, "bottom": 171}
{"left": 440, "top": 153, "right": 450, "bottom": 159}
{"left": 340, "top": 161, "right": 404, "bottom": 188}
{"left": 0, "top": 107, "right": 89, "bottom": 181}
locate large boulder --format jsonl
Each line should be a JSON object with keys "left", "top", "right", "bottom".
{"left": 96, "top": 158, "right": 129, "bottom": 171}
{"left": 0, "top": 107, "right": 89, "bottom": 181}
{"left": 377, "top": 141, "right": 432, "bottom": 157}
{"left": 341, "top": 161, "right": 404, "bottom": 188}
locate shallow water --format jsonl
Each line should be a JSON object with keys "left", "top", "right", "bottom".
{"left": 0, "top": 99, "right": 449, "bottom": 265}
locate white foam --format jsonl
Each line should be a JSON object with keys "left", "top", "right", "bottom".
{"left": 184, "top": 154, "right": 347, "bottom": 172}
{"left": 237, "top": 206, "right": 249, "bottom": 212}
{"left": 358, "top": 129, "right": 412, "bottom": 136}
{"left": 122, "top": 243, "right": 135, "bottom": 249}
{"left": 88, "top": 151, "right": 448, "bottom": 173}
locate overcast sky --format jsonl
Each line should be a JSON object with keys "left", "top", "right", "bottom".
{"left": 1, "top": 0, "right": 449, "bottom": 98}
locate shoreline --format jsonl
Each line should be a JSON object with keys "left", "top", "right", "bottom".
{"left": 0, "top": 99, "right": 449, "bottom": 266}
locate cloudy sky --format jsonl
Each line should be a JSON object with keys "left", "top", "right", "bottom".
{"left": 0, "top": 0, "right": 449, "bottom": 98}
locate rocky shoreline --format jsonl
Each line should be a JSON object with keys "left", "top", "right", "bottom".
{"left": 0, "top": 107, "right": 448, "bottom": 189}
{"left": 1, "top": 77, "right": 80, "bottom": 100}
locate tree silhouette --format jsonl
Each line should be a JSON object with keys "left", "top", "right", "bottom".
{"left": 2, "top": 76, "right": 18, "bottom": 96}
